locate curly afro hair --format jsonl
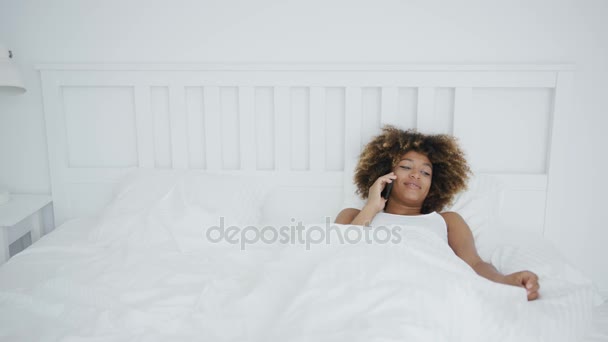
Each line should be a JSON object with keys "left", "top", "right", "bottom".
{"left": 354, "top": 125, "right": 471, "bottom": 214}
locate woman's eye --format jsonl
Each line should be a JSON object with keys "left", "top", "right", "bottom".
{"left": 400, "top": 166, "right": 411, "bottom": 170}
{"left": 422, "top": 171, "right": 431, "bottom": 176}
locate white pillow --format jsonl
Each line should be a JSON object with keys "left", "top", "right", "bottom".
{"left": 88, "top": 187, "right": 184, "bottom": 249}
{"left": 105, "top": 168, "right": 181, "bottom": 215}
{"left": 91, "top": 170, "right": 268, "bottom": 243}
{"left": 178, "top": 171, "right": 267, "bottom": 225}
{"left": 103, "top": 169, "right": 267, "bottom": 223}
{"left": 262, "top": 186, "right": 343, "bottom": 226}
{"left": 444, "top": 174, "right": 503, "bottom": 237}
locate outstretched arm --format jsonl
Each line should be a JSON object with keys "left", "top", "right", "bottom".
{"left": 441, "top": 211, "right": 540, "bottom": 301}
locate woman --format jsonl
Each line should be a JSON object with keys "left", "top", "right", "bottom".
{"left": 335, "top": 126, "right": 540, "bottom": 301}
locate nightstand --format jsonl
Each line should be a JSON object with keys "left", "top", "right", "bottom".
{"left": 0, "top": 194, "right": 54, "bottom": 264}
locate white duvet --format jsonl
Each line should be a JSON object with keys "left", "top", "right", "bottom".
{"left": 0, "top": 204, "right": 600, "bottom": 342}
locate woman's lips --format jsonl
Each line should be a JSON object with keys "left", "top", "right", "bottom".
{"left": 404, "top": 182, "right": 421, "bottom": 189}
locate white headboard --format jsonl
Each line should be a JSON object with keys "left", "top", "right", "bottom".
{"left": 38, "top": 63, "right": 573, "bottom": 234}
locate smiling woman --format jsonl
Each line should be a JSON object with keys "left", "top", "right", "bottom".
{"left": 335, "top": 126, "right": 541, "bottom": 301}
{"left": 351, "top": 126, "right": 471, "bottom": 214}
{"left": 385, "top": 150, "right": 434, "bottom": 213}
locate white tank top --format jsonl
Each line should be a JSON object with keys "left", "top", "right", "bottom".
{"left": 369, "top": 211, "right": 448, "bottom": 243}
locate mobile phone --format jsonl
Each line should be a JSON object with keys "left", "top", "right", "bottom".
{"left": 381, "top": 181, "right": 393, "bottom": 200}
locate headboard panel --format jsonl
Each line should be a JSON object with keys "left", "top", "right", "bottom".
{"left": 38, "top": 64, "right": 573, "bottom": 234}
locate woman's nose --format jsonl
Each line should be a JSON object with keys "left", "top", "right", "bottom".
{"left": 409, "top": 170, "right": 420, "bottom": 179}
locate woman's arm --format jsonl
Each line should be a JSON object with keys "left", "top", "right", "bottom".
{"left": 335, "top": 208, "right": 360, "bottom": 224}
{"left": 335, "top": 205, "right": 382, "bottom": 226}
{"left": 335, "top": 172, "right": 396, "bottom": 225}
{"left": 441, "top": 211, "right": 540, "bottom": 301}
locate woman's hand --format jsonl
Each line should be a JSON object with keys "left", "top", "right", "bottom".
{"left": 364, "top": 172, "right": 397, "bottom": 213}
{"left": 502, "top": 270, "right": 540, "bottom": 301}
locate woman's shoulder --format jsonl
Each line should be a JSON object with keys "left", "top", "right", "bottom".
{"left": 335, "top": 208, "right": 361, "bottom": 224}
{"left": 438, "top": 211, "right": 466, "bottom": 225}
{"left": 439, "top": 210, "right": 459, "bottom": 218}
{"left": 438, "top": 211, "right": 474, "bottom": 237}
{"left": 338, "top": 207, "right": 361, "bottom": 215}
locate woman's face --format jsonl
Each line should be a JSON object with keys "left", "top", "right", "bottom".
{"left": 390, "top": 150, "right": 433, "bottom": 206}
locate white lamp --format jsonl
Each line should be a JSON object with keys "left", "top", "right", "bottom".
{"left": 0, "top": 45, "right": 26, "bottom": 94}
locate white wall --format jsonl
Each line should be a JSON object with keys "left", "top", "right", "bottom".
{"left": 1, "top": 0, "right": 607, "bottom": 293}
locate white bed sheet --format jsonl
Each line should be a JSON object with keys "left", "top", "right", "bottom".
{"left": 586, "top": 302, "right": 608, "bottom": 341}
{"left": 0, "top": 215, "right": 604, "bottom": 342}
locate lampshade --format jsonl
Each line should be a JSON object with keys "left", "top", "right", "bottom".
{"left": 0, "top": 45, "right": 26, "bottom": 94}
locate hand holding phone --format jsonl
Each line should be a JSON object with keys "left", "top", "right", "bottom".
{"left": 380, "top": 181, "right": 393, "bottom": 200}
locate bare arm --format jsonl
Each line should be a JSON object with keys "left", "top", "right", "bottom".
{"left": 442, "top": 211, "right": 540, "bottom": 301}
{"left": 335, "top": 172, "right": 396, "bottom": 225}
{"left": 335, "top": 205, "right": 384, "bottom": 226}
{"left": 335, "top": 208, "right": 360, "bottom": 224}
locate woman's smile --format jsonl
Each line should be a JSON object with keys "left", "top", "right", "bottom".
{"left": 404, "top": 181, "right": 421, "bottom": 189}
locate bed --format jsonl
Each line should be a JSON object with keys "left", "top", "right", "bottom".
{"left": 0, "top": 63, "right": 605, "bottom": 341}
